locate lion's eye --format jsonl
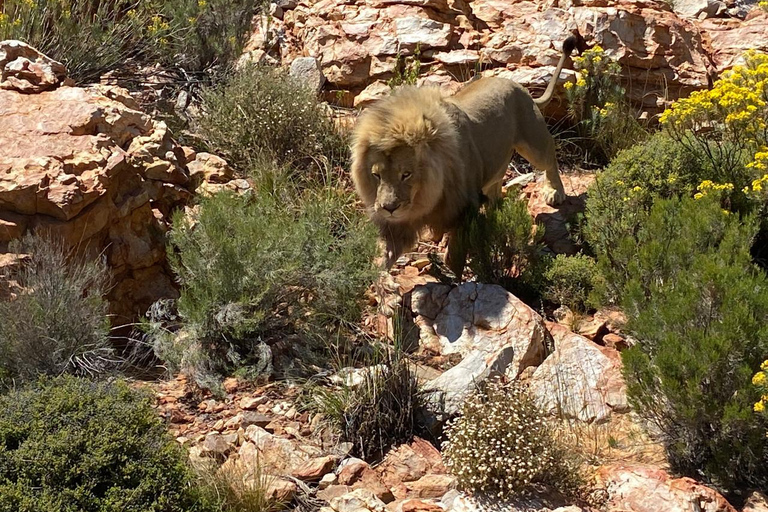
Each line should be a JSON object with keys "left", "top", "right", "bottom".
{"left": 402, "top": 172, "right": 412, "bottom": 181}
{"left": 372, "top": 172, "right": 380, "bottom": 180}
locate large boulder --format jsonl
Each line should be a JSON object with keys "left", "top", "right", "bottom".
{"left": 528, "top": 322, "right": 629, "bottom": 423}
{"left": 411, "top": 282, "right": 548, "bottom": 422}
{"left": 0, "top": 41, "right": 233, "bottom": 324}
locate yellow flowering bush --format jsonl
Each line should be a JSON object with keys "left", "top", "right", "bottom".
{"left": 565, "top": 45, "right": 647, "bottom": 164}
{"left": 661, "top": 50, "right": 768, "bottom": 212}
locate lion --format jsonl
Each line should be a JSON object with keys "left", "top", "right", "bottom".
{"left": 351, "top": 35, "right": 577, "bottom": 276}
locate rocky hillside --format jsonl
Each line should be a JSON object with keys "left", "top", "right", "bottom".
{"left": 246, "top": 0, "right": 767, "bottom": 116}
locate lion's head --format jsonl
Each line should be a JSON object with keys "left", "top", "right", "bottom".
{"left": 350, "top": 86, "right": 459, "bottom": 225}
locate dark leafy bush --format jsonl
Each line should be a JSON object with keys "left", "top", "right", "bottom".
{"left": 155, "top": 181, "right": 378, "bottom": 387}
{"left": 455, "top": 195, "right": 550, "bottom": 301}
{"left": 0, "top": 376, "right": 214, "bottom": 512}
{"left": 198, "top": 64, "right": 348, "bottom": 175}
{"left": 543, "top": 253, "right": 598, "bottom": 313}
{"left": 0, "top": 234, "right": 113, "bottom": 386}
{"left": 617, "top": 195, "right": 768, "bottom": 492}
{"left": 442, "top": 378, "right": 583, "bottom": 499}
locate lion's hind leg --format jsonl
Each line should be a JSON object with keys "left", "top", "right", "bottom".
{"left": 515, "top": 127, "right": 565, "bottom": 206}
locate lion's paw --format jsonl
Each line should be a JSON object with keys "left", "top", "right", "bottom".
{"left": 542, "top": 186, "right": 566, "bottom": 206}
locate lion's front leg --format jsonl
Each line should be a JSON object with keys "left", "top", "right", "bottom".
{"left": 541, "top": 168, "right": 566, "bottom": 206}
{"left": 445, "top": 229, "right": 468, "bottom": 280}
{"left": 376, "top": 223, "right": 418, "bottom": 269}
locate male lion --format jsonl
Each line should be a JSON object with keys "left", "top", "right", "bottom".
{"left": 351, "top": 36, "right": 577, "bottom": 275}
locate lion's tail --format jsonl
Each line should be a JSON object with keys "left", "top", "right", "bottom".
{"left": 533, "top": 35, "right": 578, "bottom": 108}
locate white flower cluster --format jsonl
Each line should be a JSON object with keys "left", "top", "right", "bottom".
{"left": 442, "top": 378, "right": 567, "bottom": 499}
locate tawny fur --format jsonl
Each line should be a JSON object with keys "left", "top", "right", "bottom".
{"left": 351, "top": 36, "right": 576, "bottom": 276}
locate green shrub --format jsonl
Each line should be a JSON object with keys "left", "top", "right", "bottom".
{"left": 0, "top": 0, "right": 255, "bottom": 83}
{"left": 543, "top": 253, "right": 598, "bottom": 313}
{"left": 0, "top": 376, "right": 214, "bottom": 512}
{"left": 442, "top": 378, "right": 582, "bottom": 499}
{"left": 155, "top": 181, "right": 378, "bottom": 387}
{"left": 0, "top": 234, "right": 113, "bottom": 387}
{"left": 565, "top": 45, "right": 647, "bottom": 165}
{"left": 198, "top": 64, "right": 348, "bottom": 175}
{"left": 455, "top": 195, "right": 550, "bottom": 301}
{"left": 617, "top": 195, "right": 768, "bottom": 492}
{"left": 157, "top": 0, "right": 257, "bottom": 73}
{"left": 585, "top": 132, "right": 706, "bottom": 303}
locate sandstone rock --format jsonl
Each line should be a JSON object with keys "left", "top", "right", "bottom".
{"left": 330, "top": 489, "right": 387, "bottom": 512}
{"left": 743, "top": 492, "right": 768, "bottom": 512}
{"left": 222, "top": 377, "right": 239, "bottom": 393}
{"left": 242, "top": 411, "right": 273, "bottom": 428}
{"left": 602, "top": 333, "right": 629, "bottom": 351}
{"left": 186, "top": 152, "right": 234, "bottom": 186}
{"left": 338, "top": 457, "right": 370, "bottom": 485}
{"left": 0, "top": 40, "right": 67, "bottom": 93}
{"left": 240, "top": 395, "right": 269, "bottom": 410}
{"left": 200, "top": 432, "right": 234, "bottom": 459}
{"left": 674, "top": 0, "right": 727, "bottom": 19}
{"left": 404, "top": 475, "right": 456, "bottom": 499}
{"left": 290, "top": 56, "right": 326, "bottom": 92}
{"left": 394, "top": 17, "right": 452, "bottom": 49}
{"left": 293, "top": 455, "right": 336, "bottom": 481}
{"left": 594, "top": 464, "right": 737, "bottom": 512}
{"left": 524, "top": 174, "right": 594, "bottom": 255}
{"left": 529, "top": 323, "right": 629, "bottom": 423}
{"left": 412, "top": 282, "right": 547, "bottom": 420}
{"left": 0, "top": 80, "right": 193, "bottom": 324}
{"left": 319, "top": 484, "right": 355, "bottom": 502}
{"left": 377, "top": 437, "right": 445, "bottom": 490}
{"left": 397, "top": 499, "right": 446, "bottom": 512}
{"left": 320, "top": 472, "right": 339, "bottom": 490}
{"left": 267, "top": 477, "right": 298, "bottom": 502}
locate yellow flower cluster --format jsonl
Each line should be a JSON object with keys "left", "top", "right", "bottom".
{"left": 760, "top": 0, "right": 768, "bottom": 11}
{"left": 660, "top": 51, "right": 768, "bottom": 132}
{"left": 147, "top": 14, "right": 170, "bottom": 34}
{"left": 694, "top": 180, "right": 734, "bottom": 199}
{"left": 753, "top": 361, "right": 768, "bottom": 414}
{"left": 747, "top": 147, "right": 768, "bottom": 171}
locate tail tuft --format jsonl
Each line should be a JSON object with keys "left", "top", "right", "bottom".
{"left": 563, "top": 35, "right": 578, "bottom": 56}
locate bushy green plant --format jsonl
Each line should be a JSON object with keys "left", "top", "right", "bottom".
{"left": 455, "top": 195, "right": 550, "bottom": 301}
{"left": 156, "top": 180, "right": 378, "bottom": 387}
{"left": 543, "top": 253, "right": 598, "bottom": 312}
{"left": 616, "top": 195, "right": 768, "bottom": 492}
{"left": 442, "top": 378, "right": 582, "bottom": 499}
{"left": 564, "top": 45, "right": 647, "bottom": 164}
{"left": 157, "top": 0, "right": 257, "bottom": 73}
{"left": 198, "top": 63, "right": 348, "bottom": 175}
{"left": 0, "top": 234, "right": 113, "bottom": 386}
{"left": 0, "top": 0, "right": 255, "bottom": 83}
{"left": 585, "top": 132, "right": 707, "bottom": 303}
{"left": 0, "top": 376, "right": 214, "bottom": 512}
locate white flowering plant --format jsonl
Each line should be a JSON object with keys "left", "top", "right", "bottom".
{"left": 442, "top": 378, "right": 583, "bottom": 499}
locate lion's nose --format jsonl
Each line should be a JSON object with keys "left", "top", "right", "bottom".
{"left": 382, "top": 202, "right": 400, "bottom": 213}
